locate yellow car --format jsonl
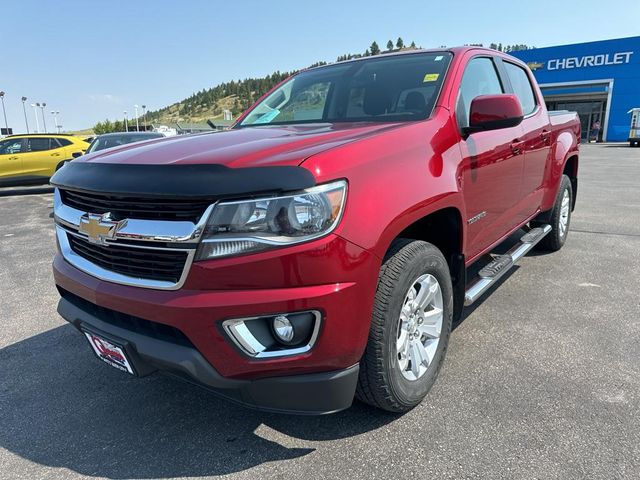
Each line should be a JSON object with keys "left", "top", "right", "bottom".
{"left": 0, "top": 134, "right": 89, "bottom": 187}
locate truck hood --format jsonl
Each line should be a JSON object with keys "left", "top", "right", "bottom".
{"left": 78, "top": 123, "right": 402, "bottom": 168}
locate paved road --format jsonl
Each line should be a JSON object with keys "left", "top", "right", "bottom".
{"left": 1, "top": 144, "right": 638, "bottom": 479}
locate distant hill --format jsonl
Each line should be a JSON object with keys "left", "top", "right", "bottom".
{"left": 103, "top": 39, "right": 533, "bottom": 130}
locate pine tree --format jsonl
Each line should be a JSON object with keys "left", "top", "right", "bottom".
{"left": 386, "top": 40, "right": 394, "bottom": 51}
{"left": 370, "top": 41, "right": 380, "bottom": 55}
{"left": 410, "top": 41, "right": 416, "bottom": 48}
{"left": 396, "top": 37, "right": 404, "bottom": 49}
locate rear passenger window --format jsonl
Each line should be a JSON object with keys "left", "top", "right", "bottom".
{"left": 504, "top": 62, "right": 537, "bottom": 115}
{"left": 56, "top": 138, "right": 72, "bottom": 147}
{"left": 456, "top": 57, "right": 504, "bottom": 128}
{"left": 27, "top": 137, "right": 53, "bottom": 152}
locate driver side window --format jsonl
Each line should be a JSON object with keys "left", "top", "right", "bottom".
{"left": 456, "top": 57, "right": 504, "bottom": 129}
{"left": 0, "top": 139, "right": 23, "bottom": 155}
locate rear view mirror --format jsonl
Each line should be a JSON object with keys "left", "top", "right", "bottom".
{"left": 465, "top": 94, "right": 523, "bottom": 135}
{"left": 72, "top": 152, "right": 83, "bottom": 159}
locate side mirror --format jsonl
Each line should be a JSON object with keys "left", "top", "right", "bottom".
{"left": 72, "top": 152, "right": 83, "bottom": 159}
{"left": 465, "top": 94, "right": 523, "bottom": 135}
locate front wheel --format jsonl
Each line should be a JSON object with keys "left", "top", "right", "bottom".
{"left": 356, "top": 240, "right": 453, "bottom": 413}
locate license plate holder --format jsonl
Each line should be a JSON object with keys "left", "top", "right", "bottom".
{"left": 83, "top": 330, "right": 136, "bottom": 375}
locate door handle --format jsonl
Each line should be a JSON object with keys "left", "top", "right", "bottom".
{"left": 510, "top": 139, "right": 525, "bottom": 155}
{"left": 540, "top": 130, "right": 551, "bottom": 145}
{"left": 51, "top": 152, "right": 61, "bottom": 157}
{"left": 8, "top": 156, "right": 19, "bottom": 160}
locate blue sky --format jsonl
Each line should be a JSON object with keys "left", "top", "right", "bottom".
{"left": 1, "top": 0, "right": 639, "bottom": 131}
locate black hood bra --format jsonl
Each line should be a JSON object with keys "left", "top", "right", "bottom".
{"left": 50, "top": 161, "right": 316, "bottom": 199}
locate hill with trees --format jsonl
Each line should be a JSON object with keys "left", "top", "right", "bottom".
{"left": 92, "top": 39, "right": 534, "bottom": 133}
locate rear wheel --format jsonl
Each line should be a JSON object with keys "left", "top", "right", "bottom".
{"left": 356, "top": 239, "right": 453, "bottom": 413}
{"left": 535, "top": 174, "right": 573, "bottom": 251}
{"left": 55, "top": 161, "right": 68, "bottom": 172}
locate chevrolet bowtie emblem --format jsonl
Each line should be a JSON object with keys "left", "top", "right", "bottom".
{"left": 78, "top": 213, "right": 127, "bottom": 245}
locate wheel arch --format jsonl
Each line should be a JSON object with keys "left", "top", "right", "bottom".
{"left": 383, "top": 206, "right": 466, "bottom": 323}
{"left": 563, "top": 154, "right": 578, "bottom": 210}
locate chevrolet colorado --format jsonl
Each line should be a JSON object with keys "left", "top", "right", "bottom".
{"left": 51, "top": 47, "right": 580, "bottom": 414}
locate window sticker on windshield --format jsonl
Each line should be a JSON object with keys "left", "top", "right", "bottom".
{"left": 423, "top": 73, "right": 439, "bottom": 82}
{"left": 434, "top": 55, "right": 443, "bottom": 61}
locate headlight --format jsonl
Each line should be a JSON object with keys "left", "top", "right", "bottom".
{"left": 195, "top": 179, "right": 347, "bottom": 260}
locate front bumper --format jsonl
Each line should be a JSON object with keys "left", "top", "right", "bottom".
{"left": 53, "top": 232, "right": 379, "bottom": 413}
{"left": 58, "top": 294, "right": 359, "bottom": 414}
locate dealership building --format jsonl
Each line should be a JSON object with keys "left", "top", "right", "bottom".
{"left": 511, "top": 36, "right": 640, "bottom": 142}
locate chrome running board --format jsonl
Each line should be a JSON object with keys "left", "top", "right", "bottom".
{"left": 464, "top": 224, "right": 552, "bottom": 306}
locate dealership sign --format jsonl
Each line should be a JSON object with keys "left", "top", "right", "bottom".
{"left": 528, "top": 51, "right": 634, "bottom": 71}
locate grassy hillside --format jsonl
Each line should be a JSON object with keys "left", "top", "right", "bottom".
{"left": 126, "top": 39, "right": 534, "bottom": 127}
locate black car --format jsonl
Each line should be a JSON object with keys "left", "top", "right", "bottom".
{"left": 86, "top": 132, "right": 165, "bottom": 153}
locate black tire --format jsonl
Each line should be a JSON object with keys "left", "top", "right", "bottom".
{"left": 535, "top": 175, "right": 573, "bottom": 251}
{"left": 55, "top": 161, "right": 68, "bottom": 172}
{"left": 356, "top": 239, "right": 453, "bottom": 413}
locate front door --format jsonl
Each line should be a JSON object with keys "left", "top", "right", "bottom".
{"left": 0, "top": 138, "right": 25, "bottom": 182}
{"left": 456, "top": 56, "right": 525, "bottom": 261}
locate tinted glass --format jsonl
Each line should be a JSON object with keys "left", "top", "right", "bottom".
{"left": 87, "top": 133, "right": 163, "bottom": 153}
{"left": 240, "top": 52, "right": 452, "bottom": 126}
{"left": 504, "top": 62, "right": 537, "bottom": 115}
{"left": 57, "top": 138, "right": 72, "bottom": 147}
{"left": 27, "top": 137, "right": 53, "bottom": 152}
{"left": 0, "top": 139, "right": 23, "bottom": 154}
{"left": 456, "top": 57, "right": 504, "bottom": 128}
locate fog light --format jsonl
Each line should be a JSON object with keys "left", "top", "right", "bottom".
{"left": 272, "top": 315, "right": 294, "bottom": 343}
{"left": 222, "top": 310, "right": 321, "bottom": 358}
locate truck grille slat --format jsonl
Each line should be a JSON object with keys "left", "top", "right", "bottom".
{"left": 68, "top": 235, "right": 187, "bottom": 283}
{"left": 61, "top": 189, "right": 211, "bottom": 222}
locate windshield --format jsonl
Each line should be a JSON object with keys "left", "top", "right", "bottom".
{"left": 240, "top": 52, "right": 452, "bottom": 127}
{"left": 87, "top": 133, "right": 163, "bottom": 153}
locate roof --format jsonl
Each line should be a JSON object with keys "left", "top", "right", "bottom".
{"left": 305, "top": 46, "right": 507, "bottom": 72}
{"left": 95, "top": 132, "right": 164, "bottom": 138}
{"left": 6, "top": 133, "right": 77, "bottom": 138}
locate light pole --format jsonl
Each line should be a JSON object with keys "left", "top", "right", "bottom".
{"left": 142, "top": 105, "right": 147, "bottom": 130}
{"left": 123, "top": 111, "right": 128, "bottom": 131}
{"left": 134, "top": 105, "right": 140, "bottom": 131}
{"left": 40, "top": 102, "right": 47, "bottom": 132}
{"left": 21, "top": 97, "right": 29, "bottom": 133}
{"left": 51, "top": 111, "right": 60, "bottom": 133}
{"left": 31, "top": 103, "right": 40, "bottom": 133}
{"left": 0, "top": 92, "right": 9, "bottom": 136}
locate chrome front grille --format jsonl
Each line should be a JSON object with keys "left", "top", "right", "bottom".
{"left": 54, "top": 189, "right": 213, "bottom": 289}
{"left": 67, "top": 234, "right": 188, "bottom": 283}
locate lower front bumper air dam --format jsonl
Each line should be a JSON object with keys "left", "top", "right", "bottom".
{"left": 57, "top": 297, "right": 359, "bottom": 415}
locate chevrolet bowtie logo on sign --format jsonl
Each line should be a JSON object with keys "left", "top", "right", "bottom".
{"left": 78, "top": 213, "right": 127, "bottom": 245}
{"left": 527, "top": 61, "right": 545, "bottom": 71}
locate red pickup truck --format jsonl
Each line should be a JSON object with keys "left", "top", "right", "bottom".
{"left": 51, "top": 47, "right": 579, "bottom": 414}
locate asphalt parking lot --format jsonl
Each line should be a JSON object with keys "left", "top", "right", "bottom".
{"left": 1, "top": 143, "right": 639, "bottom": 480}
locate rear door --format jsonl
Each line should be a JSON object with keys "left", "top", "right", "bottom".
{"left": 500, "top": 60, "right": 551, "bottom": 221}
{"left": 0, "top": 138, "right": 25, "bottom": 181}
{"left": 456, "top": 55, "right": 526, "bottom": 261}
{"left": 21, "top": 137, "right": 62, "bottom": 178}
